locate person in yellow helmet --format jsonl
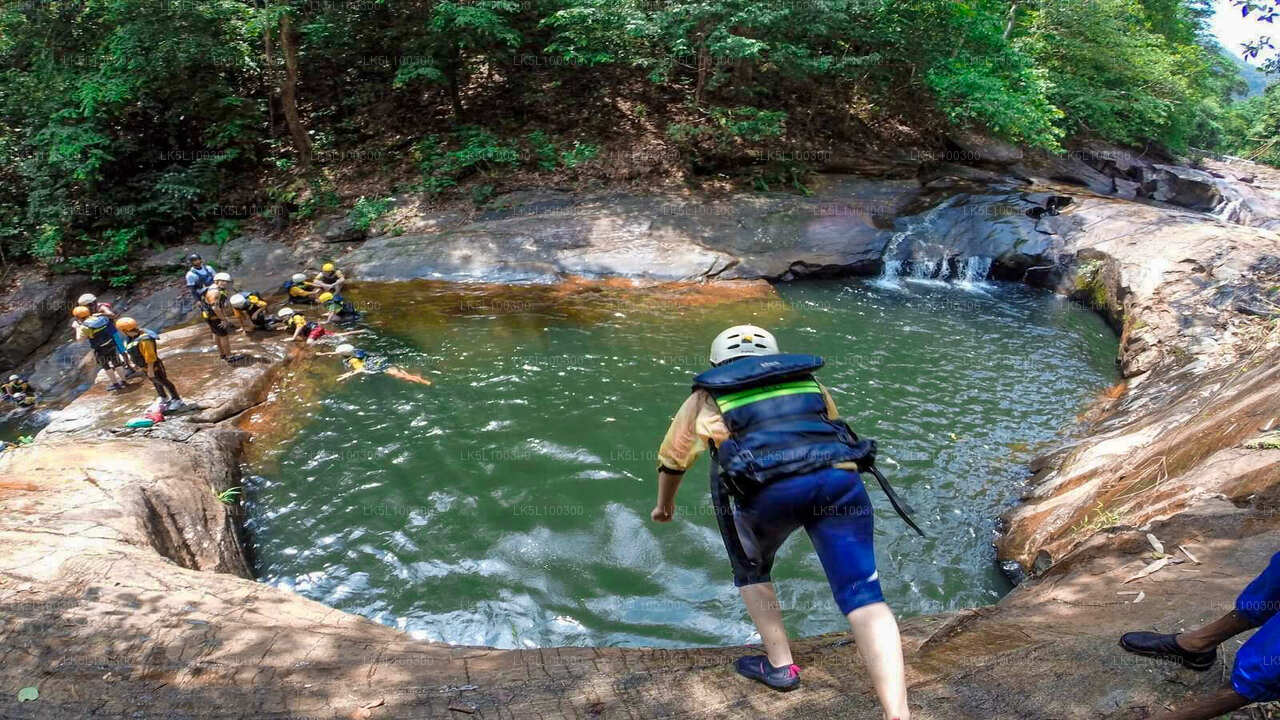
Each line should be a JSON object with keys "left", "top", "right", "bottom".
{"left": 118, "top": 317, "right": 184, "bottom": 412}
{"left": 317, "top": 291, "right": 361, "bottom": 325}
{"left": 312, "top": 262, "right": 346, "bottom": 296}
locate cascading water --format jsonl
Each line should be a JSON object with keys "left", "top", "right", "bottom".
{"left": 875, "top": 197, "right": 956, "bottom": 287}
{"left": 877, "top": 197, "right": 994, "bottom": 288}
{"left": 956, "top": 256, "right": 994, "bottom": 287}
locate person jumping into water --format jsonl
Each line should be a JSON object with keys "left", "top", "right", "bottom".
{"left": 322, "top": 343, "right": 432, "bottom": 386}
{"left": 1118, "top": 551, "right": 1280, "bottom": 719}
{"left": 651, "top": 325, "right": 910, "bottom": 720}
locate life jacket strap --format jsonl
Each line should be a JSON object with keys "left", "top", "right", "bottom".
{"left": 713, "top": 379, "right": 823, "bottom": 414}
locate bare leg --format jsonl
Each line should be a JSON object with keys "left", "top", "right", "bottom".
{"left": 1147, "top": 687, "right": 1251, "bottom": 720}
{"left": 739, "top": 583, "right": 793, "bottom": 667}
{"left": 216, "top": 334, "right": 231, "bottom": 358}
{"left": 1176, "top": 610, "right": 1258, "bottom": 653}
{"left": 386, "top": 367, "right": 433, "bottom": 386}
{"left": 847, "top": 602, "right": 910, "bottom": 720}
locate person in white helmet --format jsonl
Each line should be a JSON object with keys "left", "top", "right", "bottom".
{"left": 74, "top": 293, "right": 139, "bottom": 375}
{"left": 276, "top": 307, "right": 363, "bottom": 345}
{"left": 287, "top": 272, "right": 319, "bottom": 304}
{"left": 230, "top": 291, "right": 279, "bottom": 332}
{"left": 202, "top": 272, "right": 244, "bottom": 362}
{"left": 650, "top": 325, "right": 910, "bottom": 719}
{"left": 318, "top": 343, "right": 432, "bottom": 386}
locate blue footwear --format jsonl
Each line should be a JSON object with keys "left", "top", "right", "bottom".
{"left": 734, "top": 655, "right": 800, "bottom": 691}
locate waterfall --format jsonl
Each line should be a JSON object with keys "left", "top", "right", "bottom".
{"left": 1213, "top": 197, "right": 1246, "bottom": 225}
{"left": 876, "top": 196, "right": 957, "bottom": 286}
{"left": 877, "top": 228, "right": 911, "bottom": 281}
{"left": 875, "top": 196, "right": 993, "bottom": 289}
{"left": 957, "top": 256, "right": 993, "bottom": 285}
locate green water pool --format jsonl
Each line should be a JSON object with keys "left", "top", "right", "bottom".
{"left": 242, "top": 278, "right": 1118, "bottom": 648}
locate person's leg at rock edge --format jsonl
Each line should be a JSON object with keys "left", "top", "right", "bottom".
{"left": 1140, "top": 551, "right": 1280, "bottom": 720}
{"left": 726, "top": 467, "right": 909, "bottom": 719}
{"left": 151, "top": 360, "right": 181, "bottom": 404}
{"left": 714, "top": 471, "right": 802, "bottom": 687}
{"left": 804, "top": 467, "right": 909, "bottom": 720}
{"left": 207, "top": 318, "right": 231, "bottom": 359}
{"left": 95, "top": 348, "right": 125, "bottom": 388}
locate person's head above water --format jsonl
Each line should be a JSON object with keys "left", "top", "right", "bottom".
{"left": 709, "top": 325, "right": 779, "bottom": 366}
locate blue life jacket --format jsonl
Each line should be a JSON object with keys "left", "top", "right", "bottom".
{"left": 692, "top": 353, "right": 870, "bottom": 493}
{"left": 81, "top": 315, "right": 118, "bottom": 351}
{"left": 124, "top": 329, "right": 159, "bottom": 351}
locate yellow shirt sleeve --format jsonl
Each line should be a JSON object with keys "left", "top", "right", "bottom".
{"left": 139, "top": 339, "right": 159, "bottom": 365}
{"left": 820, "top": 383, "right": 840, "bottom": 419}
{"left": 656, "top": 390, "right": 730, "bottom": 472}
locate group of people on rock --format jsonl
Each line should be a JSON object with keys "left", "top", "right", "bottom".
{"left": 69, "top": 292, "right": 186, "bottom": 412}
{"left": 62, "top": 253, "right": 432, "bottom": 414}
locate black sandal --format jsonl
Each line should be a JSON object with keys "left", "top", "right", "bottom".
{"left": 1119, "top": 632, "right": 1216, "bottom": 671}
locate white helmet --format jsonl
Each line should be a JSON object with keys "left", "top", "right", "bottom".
{"left": 709, "top": 325, "right": 780, "bottom": 366}
{"left": 229, "top": 293, "right": 247, "bottom": 308}
{"left": 276, "top": 307, "right": 295, "bottom": 318}
{"left": 8, "top": 374, "right": 18, "bottom": 382}
{"left": 335, "top": 343, "right": 356, "bottom": 356}
{"left": 213, "top": 272, "right": 232, "bottom": 283}
{"left": 77, "top": 293, "right": 96, "bottom": 305}
{"left": 291, "top": 273, "right": 306, "bottom": 283}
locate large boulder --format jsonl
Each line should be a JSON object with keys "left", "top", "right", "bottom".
{"left": 0, "top": 274, "right": 89, "bottom": 373}
{"left": 1141, "top": 164, "right": 1223, "bottom": 211}
{"left": 945, "top": 128, "right": 1025, "bottom": 165}
{"left": 343, "top": 178, "right": 922, "bottom": 283}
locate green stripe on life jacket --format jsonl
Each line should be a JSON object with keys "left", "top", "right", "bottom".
{"left": 712, "top": 379, "right": 823, "bottom": 413}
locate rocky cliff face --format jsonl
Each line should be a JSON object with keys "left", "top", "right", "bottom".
{"left": 1, "top": 149, "right": 1277, "bottom": 719}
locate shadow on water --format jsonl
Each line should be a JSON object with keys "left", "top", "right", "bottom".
{"left": 240, "top": 278, "right": 1119, "bottom": 649}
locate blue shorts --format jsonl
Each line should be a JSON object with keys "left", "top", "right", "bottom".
{"left": 1233, "top": 551, "right": 1280, "bottom": 702}
{"left": 715, "top": 466, "right": 883, "bottom": 615}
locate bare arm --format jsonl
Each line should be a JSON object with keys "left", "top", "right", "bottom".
{"left": 652, "top": 469, "right": 684, "bottom": 522}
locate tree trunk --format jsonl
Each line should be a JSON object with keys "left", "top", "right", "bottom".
{"left": 695, "top": 42, "right": 709, "bottom": 106}
{"left": 279, "top": 10, "right": 311, "bottom": 168}
{"left": 446, "top": 43, "right": 465, "bottom": 118}
{"left": 1003, "top": 1, "right": 1020, "bottom": 42}
{"left": 262, "top": 10, "right": 275, "bottom": 138}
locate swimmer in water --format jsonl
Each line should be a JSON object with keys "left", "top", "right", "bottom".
{"left": 322, "top": 343, "right": 433, "bottom": 386}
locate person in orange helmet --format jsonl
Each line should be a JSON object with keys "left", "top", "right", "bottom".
{"left": 72, "top": 305, "right": 127, "bottom": 391}
{"left": 118, "top": 317, "right": 184, "bottom": 412}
